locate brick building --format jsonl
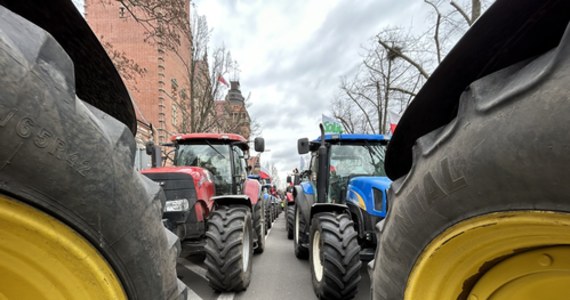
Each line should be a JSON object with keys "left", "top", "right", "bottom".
{"left": 84, "top": 0, "right": 191, "bottom": 145}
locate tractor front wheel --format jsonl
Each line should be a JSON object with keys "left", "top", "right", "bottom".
{"left": 310, "top": 212, "right": 361, "bottom": 300}
{"left": 205, "top": 205, "right": 253, "bottom": 292}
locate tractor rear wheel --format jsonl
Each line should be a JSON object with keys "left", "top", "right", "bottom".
{"left": 371, "top": 29, "right": 570, "bottom": 300}
{"left": 0, "top": 7, "right": 188, "bottom": 299}
{"left": 205, "top": 205, "right": 253, "bottom": 292}
{"left": 293, "top": 205, "right": 309, "bottom": 259}
{"left": 287, "top": 205, "right": 295, "bottom": 239}
{"left": 310, "top": 213, "right": 361, "bottom": 300}
{"left": 253, "top": 200, "right": 266, "bottom": 254}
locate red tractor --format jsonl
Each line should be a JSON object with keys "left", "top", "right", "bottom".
{"left": 285, "top": 170, "right": 301, "bottom": 239}
{"left": 142, "top": 133, "right": 266, "bottom": 292}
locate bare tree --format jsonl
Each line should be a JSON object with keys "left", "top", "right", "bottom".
{"left": 333, "top": 0, "right": 491, "bottom": 134}
{"left": 100, "top": 38, "right": 147, "bottom": 88}
{"left": 333, "top": 29, "right": 424, "bottom": 134}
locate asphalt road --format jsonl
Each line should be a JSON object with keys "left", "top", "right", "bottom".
{"left": 178, "top": 212, "right": 371, "bottom": 300}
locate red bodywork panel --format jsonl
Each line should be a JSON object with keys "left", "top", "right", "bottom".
{"left": 142, "top": 166, "right": 215, "bottom": 221}
{"left": 243, "top": 179, "right": 261, "bottom": 206}
{"left": 286, "top": 192, "right": 294, "bottom": 203}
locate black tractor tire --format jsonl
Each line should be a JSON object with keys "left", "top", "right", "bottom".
{"left": 253, "top": 200, "right": 266, "bottom": 254}
{"left": 205, "top": 205, "right": 253, "bottom": 292}
{"left": 371, "top": 31, "right": 570, "bottom": 299}
{"left": 293, "top": 204, "right": 309, "bottom": 259}
{"left": 287, "top": 205, "right": 295, "bottom": 240}
{"left": 310, "top": 213, "right": 361, "bottom": 300}
{"left": 265, "top": 202, "right": 273, "bottom": 229}
{"left": 0, "top": 7, "right": 188, "bottom": 300}
{"left": 271, "top": 203, "right": 276, "bottom": 221}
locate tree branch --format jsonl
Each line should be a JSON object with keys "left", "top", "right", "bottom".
{"left": 377, "top": 38, "right": 430, "bottom": 79}
{"left": 450, "top": 0, "right": 472, "bottom": 25}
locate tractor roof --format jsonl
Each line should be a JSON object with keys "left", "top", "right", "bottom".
{"left": 171, "top": 133, "right": 249, "bottom": 149}
{"left": 309, "top": 134, "right": 389, "bottom": 152}
{"left": 311, "top": 134, "right": 389, "bottom": 144}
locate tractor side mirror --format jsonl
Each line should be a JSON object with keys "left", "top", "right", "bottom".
{"left": 297, "top": 138, "right": 309, "bottom": 154}
{"left": 145, "top": 141, "right": 162, "bottom": 168}
{"left": 254, "top": 137, "right": 265, "bottom": 152}
{"left": 145, "top": 141, "right": 155, "bottom": 155}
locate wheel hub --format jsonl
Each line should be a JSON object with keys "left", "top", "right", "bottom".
{"left": 243, "top": 221, "right": 250, "bottom": 271}
{"left": 405, "top": 211, "right": 570, "bottom": 300}
{"left": 0, "top": 194, "right": 126, "bottom": 299}
{"left": 312, "top": 230, "right": 323, "bottom": 282}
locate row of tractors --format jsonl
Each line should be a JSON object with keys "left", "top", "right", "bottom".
{"left": 4, "top": 0, "right": 568, "bottom": 299}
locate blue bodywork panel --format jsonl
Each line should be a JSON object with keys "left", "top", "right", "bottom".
{"left": 301, "top": 181, "right": 315, "bottom": 195}
{"left": 345, "top": 176, "right": 392, "bottom": 218}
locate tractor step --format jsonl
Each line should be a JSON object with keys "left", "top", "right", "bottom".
{"left": 360, "top": 247, "right": 375, "bottom": 261}
{"left": 180, "top": 240, "right": 206, "bottom": 258}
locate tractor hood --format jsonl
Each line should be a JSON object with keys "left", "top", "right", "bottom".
{"left": 142, "top": 166, "right": 212, "bottom": 182}
{"left": 346, "top": 176, "right": 392, "bottom": 218}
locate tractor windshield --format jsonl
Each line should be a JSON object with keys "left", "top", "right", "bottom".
{"left": 174, "top": 143, "right": 232, "bottom": 195}
{"left": 328, "top": 142, "right": 386, "bottom": 202}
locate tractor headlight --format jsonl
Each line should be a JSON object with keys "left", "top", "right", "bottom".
{"left": 373, "top": 188, "right": 385, "bottom": 212}
{"left": 164, "top": 199, "right": 190, "bottom": 212}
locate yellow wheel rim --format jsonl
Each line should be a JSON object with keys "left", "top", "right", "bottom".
{"left": 0, "top": 194, "right": 127, "bottom": 300}
{"left": 405, "top": 211, "right": 570, "bottom": 300}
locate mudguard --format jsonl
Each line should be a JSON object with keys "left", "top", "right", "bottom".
{"left": 243, "top": 178, "right": 261, "bottom": 206}
{"left": 211, "top": 195, "right": 251, "bottom": 208}
{"left": 385, "top": 0, "right": 570, "bottom": 179}
{"left": 0, "top": 0, "right": 136, "bottom": 133}
{"left": 310, "top": 203, "right": 349, "bottom": 220}
{"left": 293, "top": 184, "right": 314, "bottom": 228}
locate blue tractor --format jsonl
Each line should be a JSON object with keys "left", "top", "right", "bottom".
{"left": 293, "top": 125, "right": 391, "bottom": 300}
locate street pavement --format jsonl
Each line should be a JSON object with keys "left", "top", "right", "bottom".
{"left": 178, "top": 212, "right": 371, "bottom": 300}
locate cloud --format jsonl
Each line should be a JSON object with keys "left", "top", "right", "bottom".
{"left": 194, "top": 0, "right": 423, "bottom": 186}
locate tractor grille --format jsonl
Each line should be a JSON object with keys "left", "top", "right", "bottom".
{"left": 143, "top": 172, "right": 198, "bottom": 203}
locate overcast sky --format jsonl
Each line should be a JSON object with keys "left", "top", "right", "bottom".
{"left": 194, "top": 0, "right": 428, "bottom": 186}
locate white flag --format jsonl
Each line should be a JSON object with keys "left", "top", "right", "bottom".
{"left": 322, "top": 114, "right": 344, "bottom": 134}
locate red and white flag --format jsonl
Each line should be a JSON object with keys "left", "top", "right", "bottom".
{"left": 217, "top": 75, "right": 229, "bottom": 87}
{"left": 388, "top": 109, "right": 402, "bottom": 135}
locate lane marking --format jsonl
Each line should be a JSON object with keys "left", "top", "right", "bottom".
{"left": 217, "top": 292, "right": 235, "bottom": 300}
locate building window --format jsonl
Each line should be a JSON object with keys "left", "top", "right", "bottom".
{"left": 172, "top": 104, "right": 178, "bottom": 127}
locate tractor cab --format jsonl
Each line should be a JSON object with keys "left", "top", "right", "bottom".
{"left": 298, "top": 133, "right": 390, "bottom": 218}
{"left": 171, "top": 133, "right": 252, "bottom": 195}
